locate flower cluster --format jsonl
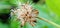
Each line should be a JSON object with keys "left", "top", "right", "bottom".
{"left": 11, "top": 3, "right": 39, "bottom": 26}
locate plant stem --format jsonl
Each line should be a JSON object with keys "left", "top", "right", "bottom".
{"left": 36, "top": 17, "right": 60, "bottom": 28}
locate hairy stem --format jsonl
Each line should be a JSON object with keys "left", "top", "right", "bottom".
{"left": 36, "top": 17, "right": 60, "bottom": 28}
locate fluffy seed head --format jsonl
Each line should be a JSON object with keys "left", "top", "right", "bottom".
{"left": 11, "top": 3, "right": 39, "bottom": 26}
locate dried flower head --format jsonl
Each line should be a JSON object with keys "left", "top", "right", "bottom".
{"left": 11, "top": 2, "right": 39, "bottom": 27}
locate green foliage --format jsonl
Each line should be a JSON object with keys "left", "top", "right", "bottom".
{"left": 46, "top": 0, "right": 60, "bottom": 16}
{"left": 0, "top": 0, "right": 11, "bottom": 13}
{"left": 9, "top": 0, "right": 18, "bottom": 6}
{"left": 11, "top": 15, "right": 21, "bottom": 28}
{"left": 46, "top": 0, "right": 60, "bottom": 26}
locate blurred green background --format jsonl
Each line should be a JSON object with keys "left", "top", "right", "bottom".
{"left": 0, "top": 0, "right": 60, "bottom": 28}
